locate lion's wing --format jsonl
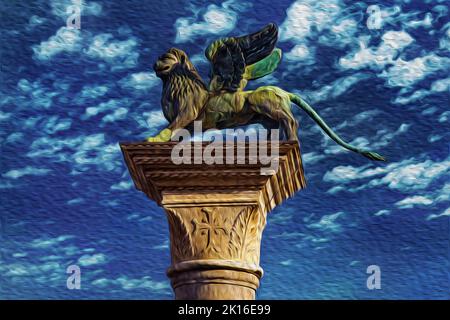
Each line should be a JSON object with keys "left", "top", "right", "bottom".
{"left": 205, "top": 23, "right": 280, "bottom": 93}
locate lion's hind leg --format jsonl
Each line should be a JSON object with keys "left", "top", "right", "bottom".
{"left": 247, "top": 87, "right": 299, "bottom": 141}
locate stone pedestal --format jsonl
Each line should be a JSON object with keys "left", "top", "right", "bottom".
{"left": 120, "top": 141, "right": 305, "bottom": 300}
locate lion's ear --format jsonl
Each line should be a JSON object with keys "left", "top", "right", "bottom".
{"left": 180, "top": 52, "right": 195, "bottom": 71}
{"left": 179, "top": 53, "right": 186, "bottom": 65}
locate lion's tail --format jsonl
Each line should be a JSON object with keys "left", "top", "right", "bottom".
{"left": 289, "top": 93, "right": 386, "bottom": 162}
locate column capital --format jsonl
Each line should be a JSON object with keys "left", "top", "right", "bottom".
{"left": 120, "top": 141, "right": 306, "bottom": 213}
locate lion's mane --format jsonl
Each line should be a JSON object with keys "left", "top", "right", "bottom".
{"left": 160, "top": 49, "right": 208, "bottom": 124}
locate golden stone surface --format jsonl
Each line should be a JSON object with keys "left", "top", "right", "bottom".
{"left": 120, "top": 141, "right": 305, "bottom": 300}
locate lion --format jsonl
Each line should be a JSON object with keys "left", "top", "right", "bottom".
{"left": 147, "top": 24, "right": 385, "bottom": 161}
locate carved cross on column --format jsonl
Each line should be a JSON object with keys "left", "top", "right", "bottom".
{"left": 192, "top": 208, "right": 228, "bottom": 254}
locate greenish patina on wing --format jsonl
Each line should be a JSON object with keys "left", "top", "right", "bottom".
{"left": 245, "top": 48, "right": 282, "bottom": 80}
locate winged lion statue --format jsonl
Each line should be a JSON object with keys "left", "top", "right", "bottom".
{"left": 147, "top": 23, "right": 385, "bottom": 161}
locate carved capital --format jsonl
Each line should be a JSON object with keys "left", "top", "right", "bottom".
{"left": 165, "top": 204, "right": 266, "bottom": 265}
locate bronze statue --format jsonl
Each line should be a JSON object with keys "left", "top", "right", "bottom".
{"left": 147, "top": 23, "right": 385, "bottom": 161}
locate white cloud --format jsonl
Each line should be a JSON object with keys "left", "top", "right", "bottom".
{"left": 0, "top": 261, "right": 62, "bottom": 278}
{"left": 395, "top": 77, "right": 450, "bottom": 104}
{"left": 92, "top": 276, "right": 170, "bottom": 291}
{"left": 381, "top": 159, "right": 449, "bottom": 191}
{"left": 2, "top": 166, "right": 51, "bottom": 179}
{"left": 339, "top": 31, "right": 414, "bottom": 70}
{"left": 84, "top": 99, "right": 115, "bottom": 118}
{"left": 324, "top": 164, "right": 384, "bottom": 183}
{"left": 373, "top": 209, "right": 391, "bottom": 216}
{"left": 380, "top": 54, "right": 450, "bottom": 87}
{"left": 422, "top": 107, "right": 439, "bottom": 116}
{"left": 329, "top": 17, "right": 358, "bottom": 37}
{"left": 30, "top": 235, "right": 74, "bottom": 249}
{"left": 50, "top": 0, "right": 102, "bottom": 19}
{"left": 32, "top": 25, "right": 139, "bottom": 71}
{"left": 369, "top": 5, "right": 434, "bottom": 31}
{"left": 326, "top": 185, "right": 345, "bottom": 195}
{"left": 85, "top": 33, "right": 139, "bottom": 70}
{"left": 339, "top": 27, "right": 449, "bottom": 89}
{"left": 42, "top": 116, "right": 72, "bottom": 134}
{"left": 15, "top": 78, "right": 61, "bottom": 109}
{"left": 71, "top": 135, "right": 121, "bottom": 172}
{"left": 396, "top": 183, "right": 450, "bottom": 210}
{"left": 284, "top": 44, "right": 315, "bottom": 64}
{"left": 335, "top": 109, "right": 382, "bottom": 131}
{"left": 280, "top": 259, "right": 293, "bottom": 266}
{"left": 12, "top": 252, "right": 28, "bottom": 258}
{"left": 432, "top": 4, "right": 448, "bottom": 19}
{"left": 318, "top": 17, "right": 359, "bottom": 48}
{"left": 17, "top": 78, "right": 37, "bottom": 92}
{"left": 27, "top": 133, "right": 122, "bottom": 173}
{"left": 324, "top": 157, "right": 450, "bottom": 193}
{"left": 435, "top": 183, "right": 450, "bottom": 203}
{"left": 14, "top": 78, "right": 77, "bottom": 110}
{"left": 431, "top": 76, "right": 450, "bottom": 92}
{"left": 5, "top": 132, "right": 24, "bottom": 144}
{"left": 152, "top": 240, "right": 169, "bottom": 250}
{"left": 174, "top": 0, "right": 249, "bottom": 43}
{"left": 280, "top": 0, "right": 341, "bottom": 42}
{"left": 405, "top": 13, "right": 433, "bottom": 29}
{"left": 302, "top": 152, "right": 326, "bottom": 165}
{"left": 80, "top": 85, "right": 109, "bottom": 100}
{"left": 307, "top": 211, "right": 345, "bottom": 233}
{"left": 0, "top": 235, "right": 107, "bottom": 289}
{"left": 83, "top": 98, "right": 130, "bottom": 120}
{"left": 382, "top": 31, "right": 415, "bottom": 50}
{"left": 279, "top": 0, "right": 360, "bottom": 63}
{"left": 78, "top": 253, "right": 107, "bottom": 266}
{"left": 101, "top": 107, "right": 128, "bottom": 123}
{"left": 440, "top": 22, "right": 450, "bottom": 51}
{"left": 33, "top": 27, "right": 82, "bottom": 61}
{"left": 368, "top": 5, "right": 401, "bottom": 29}
{"left": 439, "top": 111, "right": 450, "bottom": 123}
{"left": 0, "top": 181, "right": 16, "bottom": 189}
{"left": 428, "top": 134, "right": 445, "bottom": 143}
{"left": 0, "top": 111, "right": 11, "bottom": 121}
{"left": 120, "top": 72, "right": 159, "bottom": 91}
{"left": 111, "top": 180, "right": 133, "bottom": 191}
{"left": 28, "top": 15, "right": 46, "bottom": 28}
{"left": 370, "top": 123, "right": 410, "bottom": 149}
{"left": 322, "top": 123, "right": 409, "bottom": 157}
{"left": 426, "top": 207, "right": 450, "bottom": 221}
{"left": 302, "top": 73, "right": 370, "bottom": 104}
{"left": 395, "top": 195, "right": 433, "bottom": 209}
{"left": 67, "top": 198, "right": 84, "bottom": 205}
{"left": 134, "top": 110, "right": 168, "bottom": 133}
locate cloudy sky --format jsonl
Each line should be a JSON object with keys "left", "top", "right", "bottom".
{"left": 0, "top": 0, "right": 449, "bottom": 299}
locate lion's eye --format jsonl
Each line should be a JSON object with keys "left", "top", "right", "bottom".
{"left": 162, "top": 66, "right": 170, "bottom": 71}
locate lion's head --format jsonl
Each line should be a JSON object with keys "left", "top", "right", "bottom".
{"left": 153, "top": 48, "right": 197, "bottom": 78}
{"left": 153, "top": 48, "right": 208, "bottom": 124}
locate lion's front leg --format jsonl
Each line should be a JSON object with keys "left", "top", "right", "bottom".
{"left": 146, "top": 108, "right": 199, "bottom": 142}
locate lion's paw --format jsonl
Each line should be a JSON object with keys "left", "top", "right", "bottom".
{"left": 146, "top": 128, "right": 172, "bottom": 142}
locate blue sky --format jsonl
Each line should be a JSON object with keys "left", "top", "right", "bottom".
{"left": 0, "top": 0, "right": 449, "bottom": 299}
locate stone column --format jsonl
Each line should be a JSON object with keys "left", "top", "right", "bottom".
{"left": 120, "top": 142, "right": 305, "bottom": 300}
